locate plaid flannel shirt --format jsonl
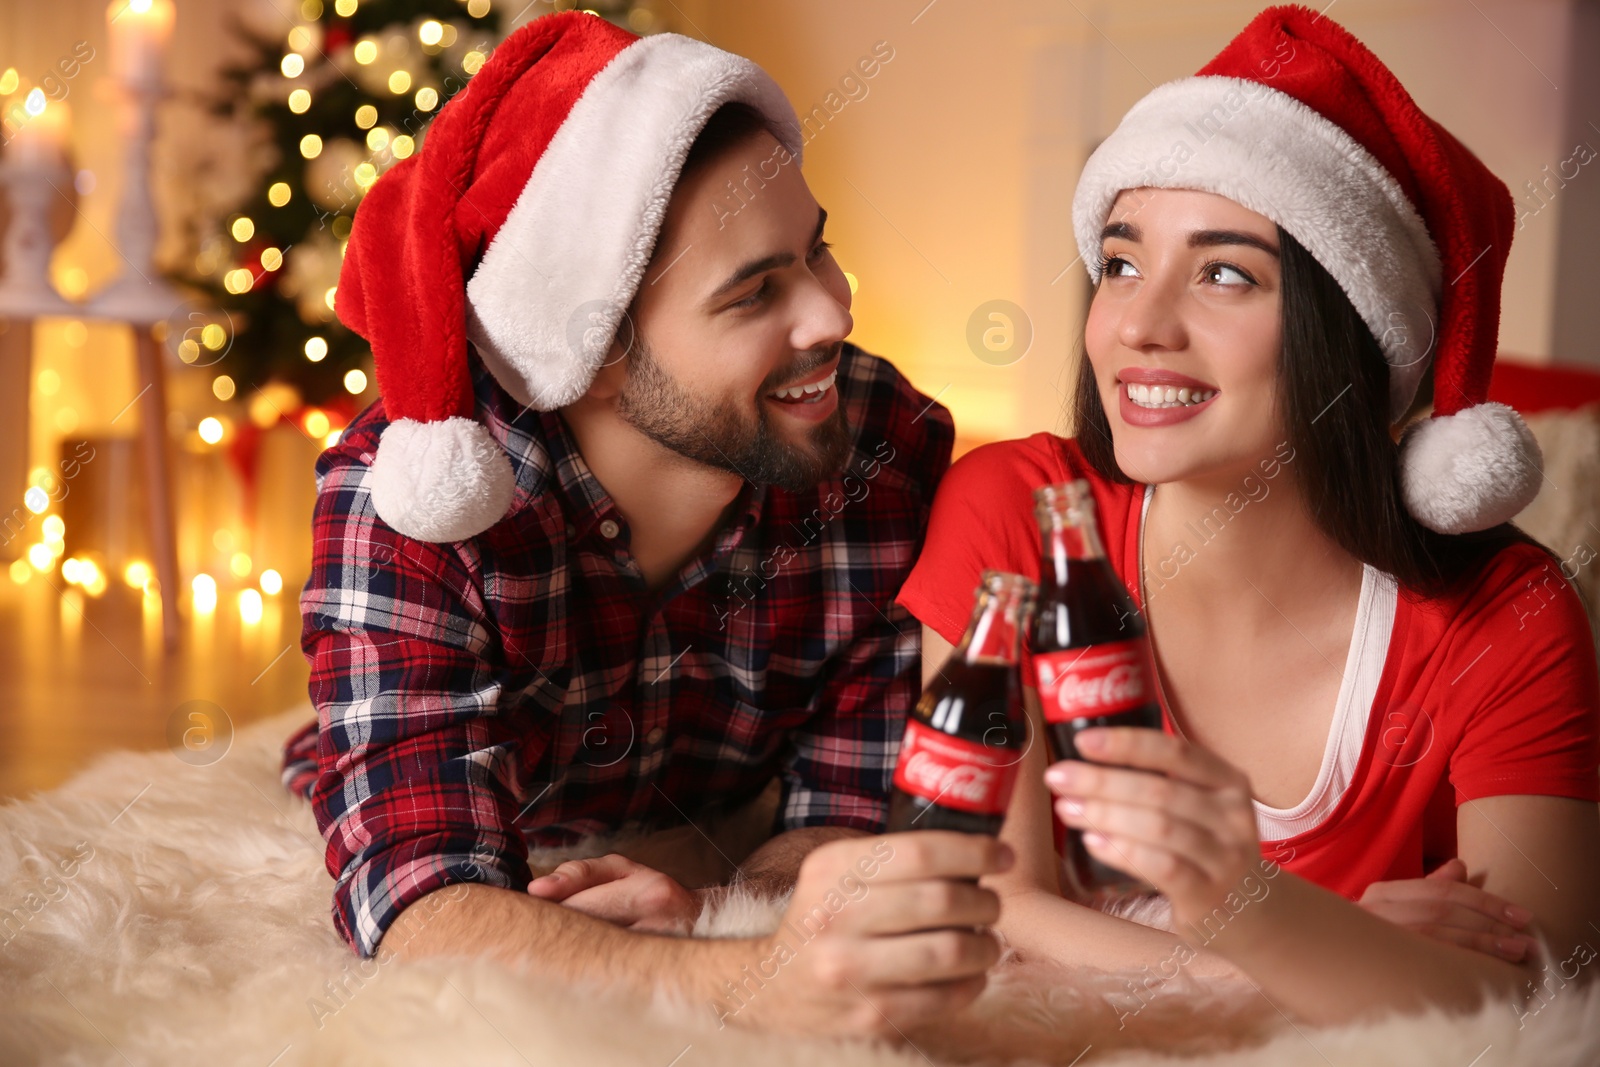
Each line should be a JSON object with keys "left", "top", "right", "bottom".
{"left": 281, "top": 341, "right": 954, "bottom": 956}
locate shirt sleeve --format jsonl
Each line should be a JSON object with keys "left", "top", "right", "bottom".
{"left": 773, "top": 598, "right": 922, "bottom": 833}
{"left": 1447, "top": 547, "right": 1600, "bottom": 804}
{"left": 895, "top": 438, "right": 1053, "bottom": 646}
{"left": 301, "top": 444, "right": 536, "bottom": 958}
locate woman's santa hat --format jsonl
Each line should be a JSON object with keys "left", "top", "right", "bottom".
{"left": 1071, "top": 4, "right": 1543, "bottom": 535}
{"left": 335, "top": 12, "right": 803, "bottom": 542}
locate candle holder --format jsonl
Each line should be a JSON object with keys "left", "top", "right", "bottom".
{"left": 0, "top": 155, "right": 77, "bottom": 318}
{"left": 85, "top": 76, "right": 185, "bottom": 325}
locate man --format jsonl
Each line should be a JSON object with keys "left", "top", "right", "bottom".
{"left": 280, "top": 11, "right": 1008, "bottom": 1038}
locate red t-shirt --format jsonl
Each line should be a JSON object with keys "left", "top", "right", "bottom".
{"left": 896, "top": 433, "right": 1600, "bottom": 899}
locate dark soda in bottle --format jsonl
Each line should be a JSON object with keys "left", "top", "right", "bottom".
{"left": 1030, "top": 479, "right": 1165, "bottom": 901}
{"left": 887, "top": 570, "right": 1035, "bottom": 835}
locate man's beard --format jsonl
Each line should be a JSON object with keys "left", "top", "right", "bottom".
{"left": 615, "top": 337, "right": 852, "bottom": 493}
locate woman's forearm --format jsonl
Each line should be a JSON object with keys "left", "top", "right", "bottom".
{"left": 1198, "top": 870, "right": 1531, "bottom": 1024}
{"left": 994, "top": 887, "right": 1241, "bottom": 978}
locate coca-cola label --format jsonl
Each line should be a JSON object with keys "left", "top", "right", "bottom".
{"left": 893, "top": 719, "right": 1018, "bottom": 816}
{"left": 1034, "top": 640, "right": 1154, "bottom": 722}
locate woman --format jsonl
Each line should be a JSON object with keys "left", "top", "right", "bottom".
{"left": 896, "top": 6, "right": 1600, "bottom": 1024}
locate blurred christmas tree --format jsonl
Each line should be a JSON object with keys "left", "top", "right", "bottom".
{"left": 169, "top": 0, "right": 661, "bottom": 408}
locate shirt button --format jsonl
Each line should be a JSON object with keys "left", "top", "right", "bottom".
{"left": 646, "top": 727, "right": 665, "bottom": 744}
{"left": 599, "top": 519, "right": 621, "bottom": 539}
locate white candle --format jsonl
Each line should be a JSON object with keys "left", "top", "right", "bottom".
{"left": 9, "top": 91, "right": 71, "bottom": 166}
{"left": 107, "top": 0, "right": 176, "bottom": 88}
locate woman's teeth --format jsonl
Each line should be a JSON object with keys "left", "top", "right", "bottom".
{"left": 1126, "top": 383, "right": 1217, "bottom": 409}
{"left": 769, "top": 368, "right": 837, "bottom": 402}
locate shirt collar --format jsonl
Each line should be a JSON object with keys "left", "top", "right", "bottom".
{"left": 469, "top": 344, "right": 768, "bottom": 549}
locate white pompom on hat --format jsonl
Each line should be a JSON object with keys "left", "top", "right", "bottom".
{"left": 334, "top": 11, "right": 803, "bottom": 543}
{"left": 1070, "top": 4, "right": 1542, "bottom": 534}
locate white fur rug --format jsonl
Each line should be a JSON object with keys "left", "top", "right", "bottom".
{"left": 2, "top": 707, "right": 1596, "bottom": 1066}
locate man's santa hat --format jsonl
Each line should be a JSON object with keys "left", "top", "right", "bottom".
{"left": 334, "top": 12, "right": 803, "bottom": 542}
{"left": 1071, "top": 4, "right": 1542, "bottom": 535}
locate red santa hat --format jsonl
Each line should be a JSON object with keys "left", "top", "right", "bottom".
{"left": 334, "top": 11, "right": 803, "bottom": 542}
{"left": 1071, "top": 4, "right": 1543, "bottom": 535}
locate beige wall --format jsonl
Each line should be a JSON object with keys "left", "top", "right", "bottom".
{"left": 671, "top": 0, "right": 1588, "bottom": 444}
{"left": 1, "top": 0, "right": 1588, "bottom": 464}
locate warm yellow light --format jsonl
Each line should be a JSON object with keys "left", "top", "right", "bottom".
{"left": 0, "top": 69, "right": 18, "bottom": 96}
{"left": 62, "top": 557, "right": 82, "bottom": 584}
{"left": 201, "top": 323, "right": 227, "bottom": 350}
{"left": 224, "top": 268, "right": 255, "bottom": 294}
{"left": 388, "top": 70, "right": 412, "bottom": 95}
{"left": 415, "top": 87, "right": 438, "bottom": 112}
{"left": 323, "top": 286, "right": 337, "bottom": 311}
{"left": 343, "top": 369, "right": 368, "bottom": 394}
{"left": 198, "top": 416, "right": 225, "bottom": 444}
{"left": 37, "top": 368, "right": 61, "bottom": 396}
{"left": 192, "top": 573, "right": 218, "bottom": 614}
{"left": 260, "top": 569, "right": 284, "bottom": 596}
{"left": 230, "top": 551, "right": 253, "bottom": 578}
{"left": 9, "top": 559, "right": 31, "bottom": 584}
{"left": 23, "top": 487, "right": 48, "bottom": 514}
{"left": 354, "top": 103, "right": 378, "bottom": 129}
{"left": 366, "top": 127, "right": 390, "bottom": 152}
{"left": 261, "top": 247, "right": 284, "bottom": 271}
{"left": 304, "top": 409, "right": 331, "bottom": 438}
{"left": 239, "top": 588, "right": 264, "bottom": 625}
{"left": 391, "top": 135, "right": 415, "bottom": 160}
{"left": 78, "top": 559, "right": 106, "bottom": 597}
{"left": 353, "top": 40, "right": 378, "bottom": 66}
{"left": 125, "top": 560, "right": 153, "bottom": 589}
{"left": 466, "top": 0, "right": 490, "bottom": 17}
{"left": 231, "top": 216, "right": 255, "bottom": 242}
{"left": 300, "top": 134, "right": 323, "bottom": 159}
{"left": 353, "top": 162, "right": 377, "bottom": 188}
{"left": 288, "top": 88, "right": 312, "bottom": 113}
{"left": 304, "top": 336, "right": 329, "bottom": 362}
{"left": 268, "top": 181, "right": 292, "bottom": 206}
{"left": 323, "top": 429, "right": 343, "bottom": 449}
{"left": 27, "top": 543, "right": 54, "bottom": 571}
{"left": 845, "top": 272, "right": 859, "bottom": 295}
{"left": 462, "top": 51, "right": 486, "bottom": 75}
{"left": 334, "top": 0, "right": 357, "bottom": 15}
{"left": 212, "top": 375, "right": 236, "bottom": 401}
{"left": 42, "top": 515, "right": 64, "bottom": 543}
{"left": 281, "top": 53, "right": 305, "bottom": 78}
{"left": 419, "top": 20, "right": 443, "bottom": 46}
{"left": 288, "top": 25, "right": 313, "bottom": 52}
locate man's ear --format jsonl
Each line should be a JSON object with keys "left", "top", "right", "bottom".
{"left": 583, "top": 333, "right": 633, "bottom": 402}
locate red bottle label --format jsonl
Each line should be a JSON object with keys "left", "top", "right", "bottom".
{"left": 893, "top": 719, "right": 1019, "bottom": 816}
{"left": 1034, "top": 639, "right": 1155, "bottom": 723}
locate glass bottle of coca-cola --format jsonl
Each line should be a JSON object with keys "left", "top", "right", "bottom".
{"left": 1030, "top": 479, "right": 1165, "bottom": 900}
{"left": 887, "top": 570, "right": 1036, "bottom": 835}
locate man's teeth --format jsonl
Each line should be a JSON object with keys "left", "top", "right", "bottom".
{"left": 769, "top": 368, "right": 837, "bottom": 401}
{"left": 1125, "top": 383, "right": 1218, "bottom": 408}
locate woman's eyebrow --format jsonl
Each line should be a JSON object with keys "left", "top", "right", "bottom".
{"left": 1100, "top": 219, "right": 1279, "bottom": 259}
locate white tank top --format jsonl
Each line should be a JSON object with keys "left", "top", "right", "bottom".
{"left": 1136, "top": 483, "right": 1398, "bottom": 841}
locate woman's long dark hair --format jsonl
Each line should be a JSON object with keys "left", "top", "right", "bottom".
{"left": 1073, "top": 225, "right": 1549, "bottom": 599}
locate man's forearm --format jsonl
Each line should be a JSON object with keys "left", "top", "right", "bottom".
{"left": 734, "top": 826, "right": 868, "bottom": 899}
{"left": 381, "top": 881, "right": 758, "bottom": 1005}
